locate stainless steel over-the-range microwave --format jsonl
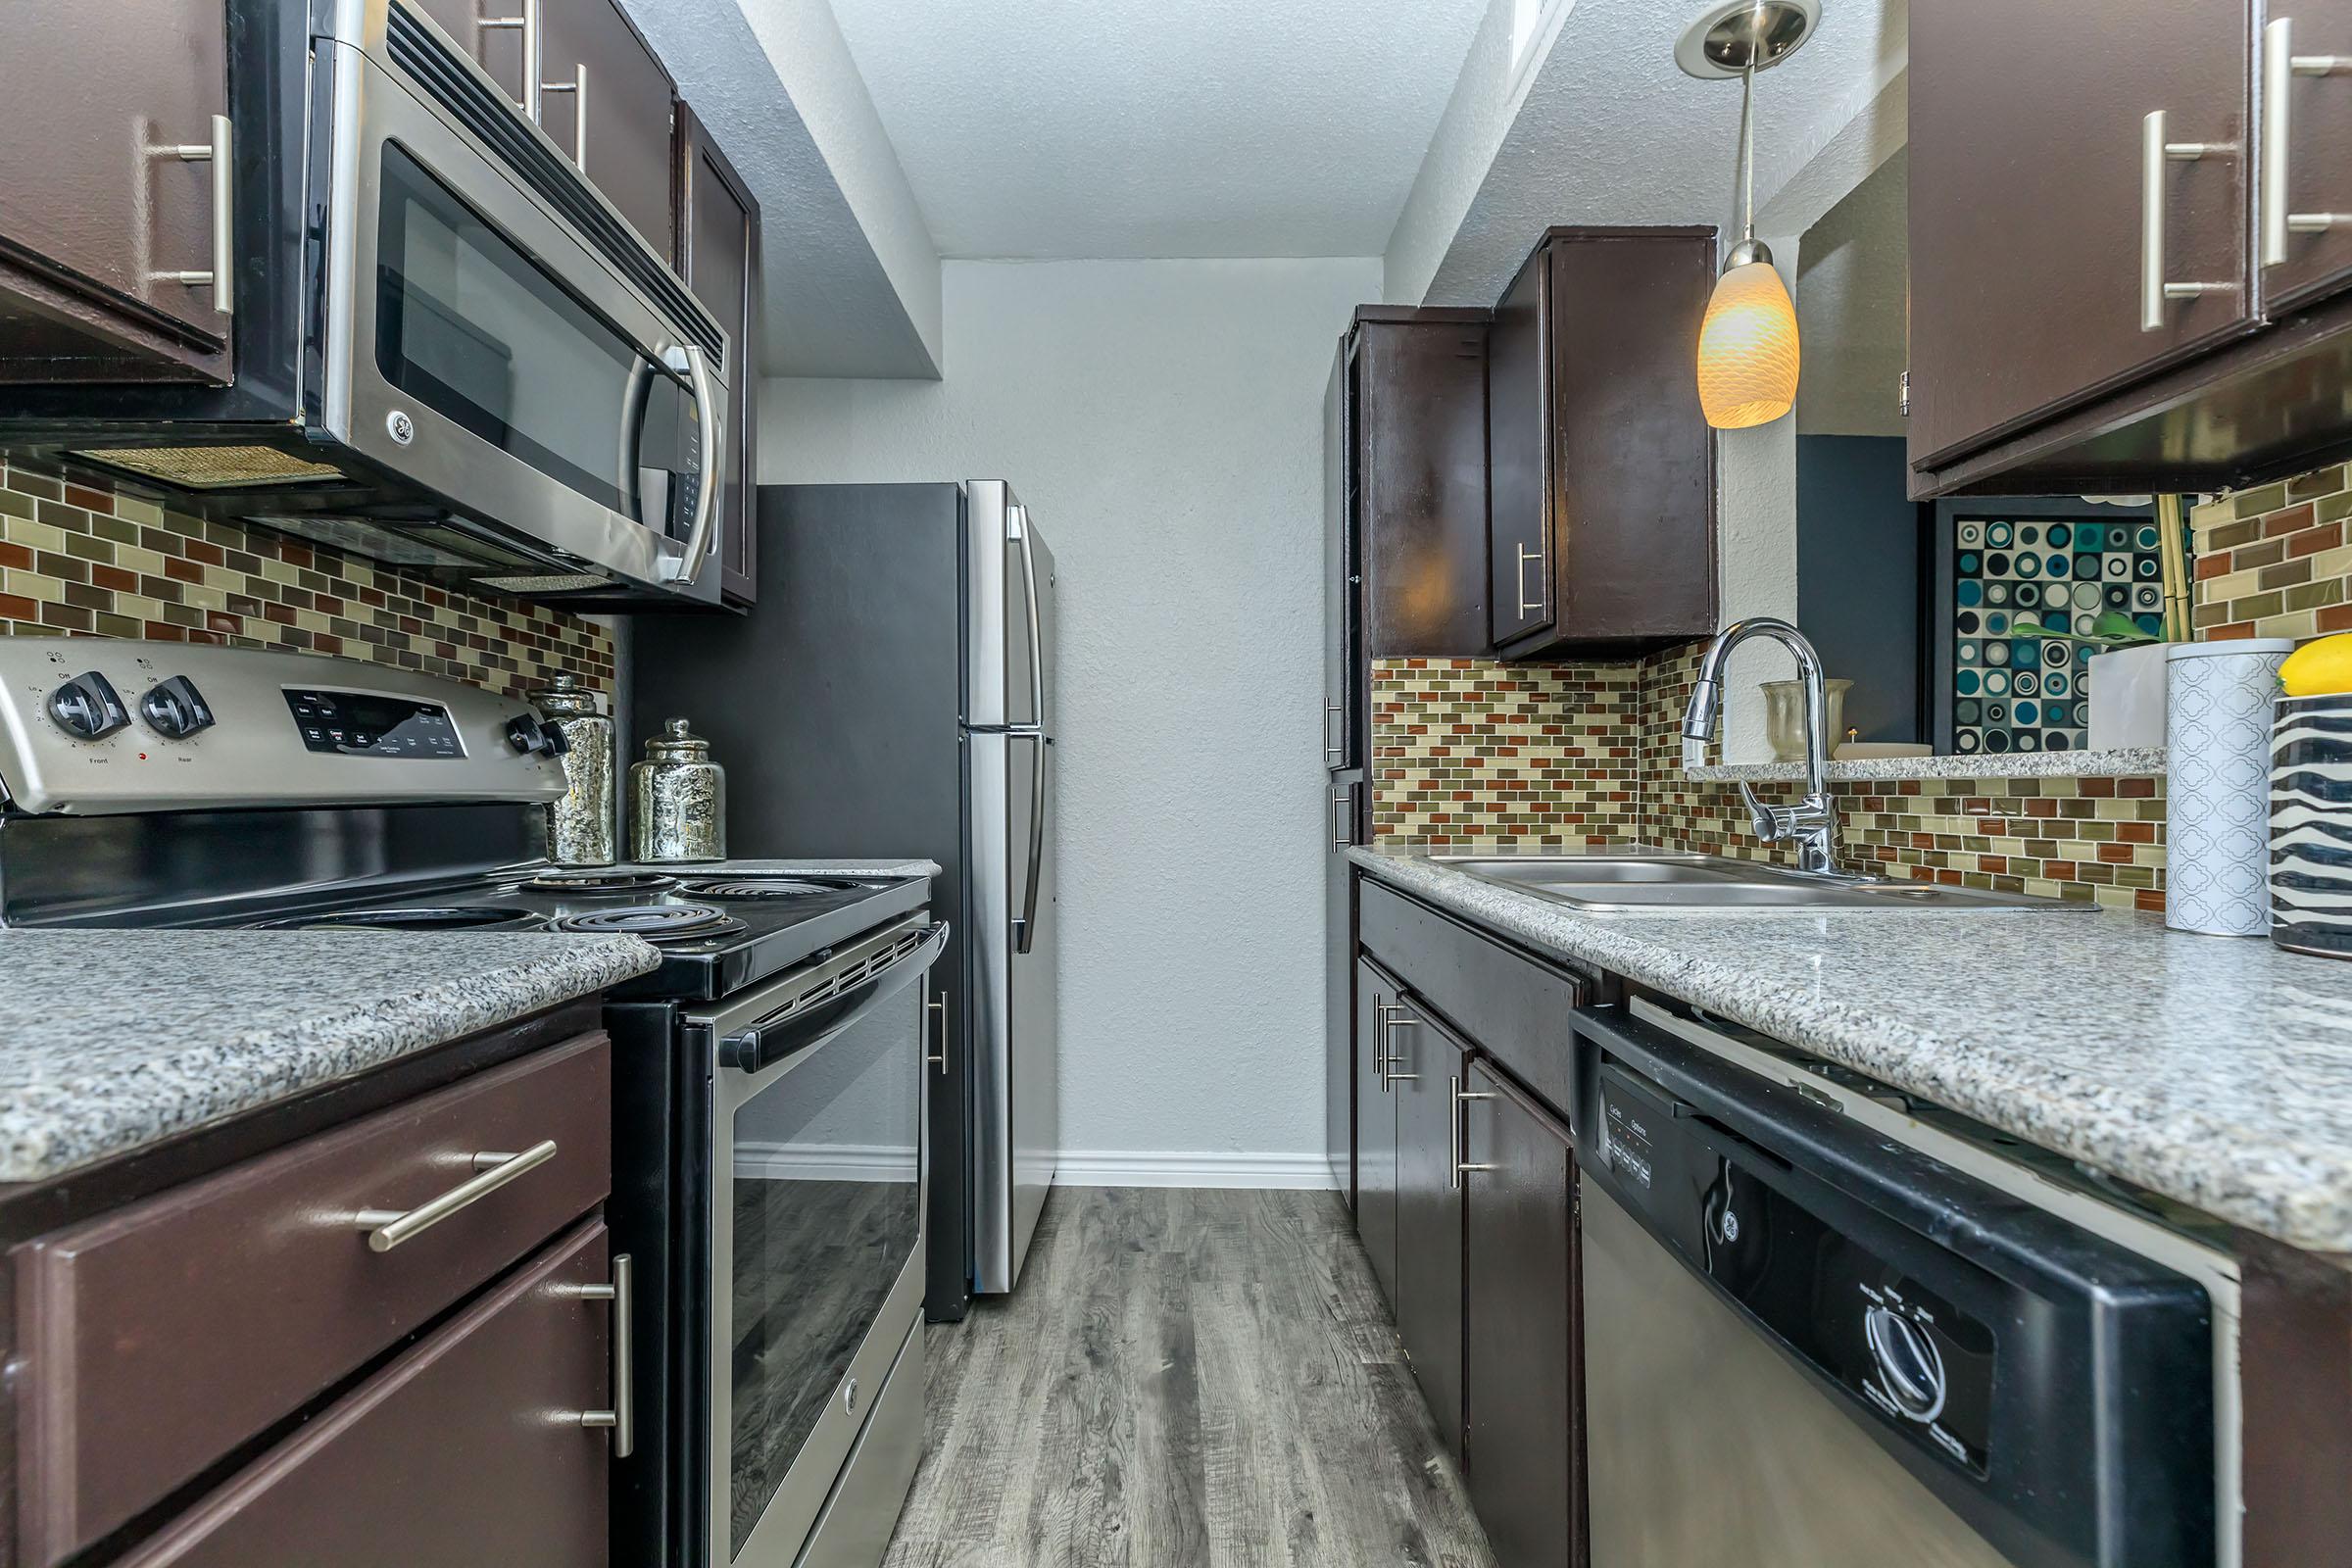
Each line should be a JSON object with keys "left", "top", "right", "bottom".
{"left": 0, "top": 0, "right": 730, "bottom": 607}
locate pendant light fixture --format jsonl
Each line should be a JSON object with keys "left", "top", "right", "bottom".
{"left": 1679, "top": 0, "right": 1819, "bottom": 430}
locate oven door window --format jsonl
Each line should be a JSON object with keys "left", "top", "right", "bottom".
{"left": 372, "top": 142, "right": 699, "bottom": 540}
{"left": 727, "top": 993, "right": 921, "bottom": 1555}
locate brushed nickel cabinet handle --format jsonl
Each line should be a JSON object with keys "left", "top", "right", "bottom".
{"left": 2264, "top": 18, "right": 2352, "bottom": 266}
{"left": 572, "top": 1252, "right": 634, "bottom": 1456}
{"left": 1454, "top": 1080, "right": 1496, "bottom": 1189}
{"left": 539, "top": 63, "right": 588, "bottom": 170}
{"left": 355, "top": 1139, "right": 558, "bottom": 1252}
{"left": 2140, "top": 109, "right": 2239, "bottom": 331}
{"left": 1322, "top": 699, "right": 1344, "bottom": 764}
{"left": 1330, "top": 785, "right": 1351, "bottom": 849}
{"left": 1515, "top": 541, "right": 1545, "bottom": 618}
{"left": 152, "top": 114, "right": 234, "bottom": 316}
{"left": 925, "top": 991, "right": 950, "bottom": 1072}
{"left": 1380, "top": 1005, "right": 1419, "bottom": 1082}
{"left": 476, "top": 0, "right": 541, "bottom": 116}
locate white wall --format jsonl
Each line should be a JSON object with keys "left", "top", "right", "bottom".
{"left": 762, "top": 257, "right": 1381, "bottom": 1185}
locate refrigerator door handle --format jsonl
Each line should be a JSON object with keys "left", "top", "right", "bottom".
{"left": 1011, "top": 503, "right": 1046, "bottom": 729}
{"left": 1011, "top": 731, "right": 1047, "bottom": 955}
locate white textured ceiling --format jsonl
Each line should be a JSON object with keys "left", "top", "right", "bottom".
{"left": 822, "top": 0, "right": 1492, "bottom": 258}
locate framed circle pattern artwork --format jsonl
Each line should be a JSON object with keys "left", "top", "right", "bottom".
{"left": 1948, "top": 512, "right": 2180, "bottom": 756}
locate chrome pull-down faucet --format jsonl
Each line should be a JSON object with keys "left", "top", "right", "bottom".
{"left": 1682, "top": 617, "right": 1845, "bottom": 876}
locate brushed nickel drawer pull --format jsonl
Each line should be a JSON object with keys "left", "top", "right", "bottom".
{"left": 355, "top": 1139, "right": 558, "bottom": 1252}
{"left": 1380, "top": 1005, "right": 1420, "bottom": 1082}
{"left": 572, "top": 1252, "right": 634, "bottom": 1455}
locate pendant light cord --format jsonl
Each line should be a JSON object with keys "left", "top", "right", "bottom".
{"left": 1739, "top": 57, "right": 1757, "bottom": 245}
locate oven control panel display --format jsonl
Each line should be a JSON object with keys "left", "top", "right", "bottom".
{"left": 284, "top": 689, "right": 465, "bottom": 759}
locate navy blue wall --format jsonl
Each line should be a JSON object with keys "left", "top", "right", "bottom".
{"left": 1796, "top": 435, "right": 1919, "bottom": 743}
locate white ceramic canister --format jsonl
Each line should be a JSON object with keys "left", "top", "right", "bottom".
{"left": 2166, "top": 639, "right": 2293, "bottom": 935}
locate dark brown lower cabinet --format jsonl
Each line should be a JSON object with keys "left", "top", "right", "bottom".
{"left": 1391, "top": 999, "right": 1467, "bottom": 1462}
{"left": 118, "top": 1218, "right": 614, "bottom": 1568}
{"left": 1463, "top": 1063, "right": 1583, "bottom": 1568}
{"left": 1354, "top": 956, "right": 1401, "bottom": 1307}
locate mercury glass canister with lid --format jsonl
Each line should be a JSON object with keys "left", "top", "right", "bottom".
{"left": 630, "top": 717, "right": 727, "bottom": 862}
{"left": 530, "top": 672, "right": 615, "bottom": 866}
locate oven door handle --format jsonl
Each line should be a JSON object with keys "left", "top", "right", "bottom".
{"left": 720, "top": 920, "right": 949, "bottom": 1074}
{"left": 660, "top": 342, "right": 722, "bottom": 586}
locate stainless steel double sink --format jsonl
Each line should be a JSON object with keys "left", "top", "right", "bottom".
{"left": 1430, "top": 852, "right": 2093, "bottom": 912}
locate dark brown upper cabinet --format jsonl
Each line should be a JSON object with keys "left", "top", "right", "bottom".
{"left": 1907, "top": 0, "right": 2257, "bottom": 476}
{"left": 1488, "top": 227, "right": 1718, "bottom": 660}
{"left": 1906, "top": 1, "right": 2352, "bottom": 497}
{"left": 409, "top": 0, "right": 676, "bottom": 258}
{"left": 677, "top": 103, "right": 761, "bottom": 608}
{"left": 1324, "top": 307, "right": 1491, "bottom": 775}
{"left": 537, "top": 0, "right": 678, "bottom": 258}
{"left": 0, "top": 0, "right": 234, "bottom": 382}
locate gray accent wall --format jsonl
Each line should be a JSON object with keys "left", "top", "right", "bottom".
{"left": 1796, "top": 435, "right": 1919, "bottom": 743}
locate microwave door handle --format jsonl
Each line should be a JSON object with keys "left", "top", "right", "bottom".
{"left": 661, "top": 343, "right": 721, "bottom": 584}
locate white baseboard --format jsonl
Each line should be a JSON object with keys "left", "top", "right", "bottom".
{"left": 1053, "top": 1150, "right": 1340, "bottom": 1191}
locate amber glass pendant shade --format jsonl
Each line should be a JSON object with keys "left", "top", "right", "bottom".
{"left": 1696, "top": 257, "right": 1800, "bottom": 429}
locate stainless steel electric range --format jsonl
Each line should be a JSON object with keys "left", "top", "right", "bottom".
{"left": 0, "top": 639, "right": 940, "bottom": 1568}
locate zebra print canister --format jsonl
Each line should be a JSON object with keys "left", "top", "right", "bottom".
{"left": 2273, "top": 694, "right": 2352, "bottom": 956}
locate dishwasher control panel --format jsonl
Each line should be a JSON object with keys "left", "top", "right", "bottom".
{"left": 1593, "top": 1057, "right": 1996, "bottom": 1476}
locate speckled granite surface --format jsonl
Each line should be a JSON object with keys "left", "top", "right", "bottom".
{"left": 1353, "top": 845, "right": 2352, "bottom": 1253}
{"left": 0, "top": 930, "right": 659, "bottom": 1183}
{"left": 1688, "top": 746, "right": 2167, "bottom": 785}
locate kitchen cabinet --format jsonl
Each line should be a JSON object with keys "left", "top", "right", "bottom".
{"left": 410, "top": 0, "right": 676, "bottom": 258}
{"left": 1390, "top": 998, "right": 1468, "bottom": 1463}
{"left": 676, "top": 103, "right": 761, "bottom": 608}
{"left": 1905, "top": 1, "right": 2352, "bottom": 497}
{"left": 0, "top": 1004, "right": 622, "bottom": 1568}
{"left": 1354, "top": 955, "right": 1402, "bottom": 1307}
{"left": 1487, "top": 228, "right": 1718, "bottom": 658}
{"left": 1324, "top": 307, "right": 1491, "bottom": 776}
{"left": 1907, "top": 1, "right": 2256, "bottom": 472}
{"left": 113, "top": 1220, "right": 614, "bottom": 1568}
{"left": 537, "top": 0, "right": 677, "bottom": 259}
{"left": 0, "top": 0, "right": 233, "bottom": 382}
{"left": 1461, "top": 1064, "right": 1582, "bottom": 1568}
{"left": 1327, "top": 800, "right": 1361, "bottom": 1204}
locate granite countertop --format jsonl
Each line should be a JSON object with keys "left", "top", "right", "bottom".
{"left": 1353, "top": 844, "right": 2352, "bottom": 1253}
{"left": 0, "top": 930, "right": 660, "bottom": 1184}
{"left": 1686, "top": 745, "right": 2166, "bottom": 785}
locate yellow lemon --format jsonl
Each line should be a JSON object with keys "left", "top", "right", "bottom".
{"left": 2281, "top": 634, "right": 2352, "bottom": 697}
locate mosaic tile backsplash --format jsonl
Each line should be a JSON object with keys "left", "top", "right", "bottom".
{"left": 1372, "top": 661, "right": 1642, "bottom": 843}
{"left": 1374, "top": 643, "right": 2166, "bottom": 912}
{"left": 2191, "top": 464, "right": 2352, "bottom": 643}
{"left": 0, "top": 463, "right": 614, "bottom": 697}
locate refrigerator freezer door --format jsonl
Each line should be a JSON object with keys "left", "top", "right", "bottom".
{"left": 965, "top": 733, "right": 1056, "bottom": 1295}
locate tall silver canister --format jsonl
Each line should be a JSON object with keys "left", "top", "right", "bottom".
{"left": 630, "top": 718, "right": 727, "bottom": 862}
{"left": 530, "top": 672, "right": 614, "bottom": 866}
{"left": 2167, "top": 638, "right": 2293, "bottom": 935}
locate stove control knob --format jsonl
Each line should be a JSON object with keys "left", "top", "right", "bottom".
{"left": 505, "top": 714, "right": 546, "bottom": 754}
{"left": 139, "top": 675, "right": 215, "bottom": 741}
{"left": 1864, "top": 1305, "right": 1946, "bottom": 1424}
{"left": 48, "top": 671, "right": 129, "bottom": 741}
{"left": 537, "top": 724, "right": 570, "bottom": 759}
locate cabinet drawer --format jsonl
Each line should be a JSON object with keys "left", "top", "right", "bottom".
{"left": 14, "top": 1031, "right": 612, "bottom": 1565}
{"left": 1359, "top": 880, "right": 1587, "bottom": 1127}
{"left": 117, "top": 1218, "right": 613, "bottom": 1568}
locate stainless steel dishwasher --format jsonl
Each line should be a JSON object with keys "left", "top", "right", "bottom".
{"left": 1572, "top": 1004, "right": 2227, "bottom": 1568}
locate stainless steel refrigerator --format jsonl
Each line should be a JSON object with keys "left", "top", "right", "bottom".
{"left": 627, "top": 480, "right": 1057, "bottom": 1320}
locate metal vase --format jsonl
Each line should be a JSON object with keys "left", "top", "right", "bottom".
{"left": 629, "top": 717, "right": 727, "bottom": 862}
{"left": 529, "top": 672, "right": 614, "bottom": 866}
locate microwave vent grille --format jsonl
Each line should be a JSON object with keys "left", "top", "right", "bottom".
{"left": 383, "top": 1, "right": 725, "bottom": 375}
{"left": 72, "top": 446, "right": 348, "bottom": 490}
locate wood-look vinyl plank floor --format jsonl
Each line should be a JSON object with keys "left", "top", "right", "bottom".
{"left": 883, "top": 1187, "right": 1497, "bottom": 1568}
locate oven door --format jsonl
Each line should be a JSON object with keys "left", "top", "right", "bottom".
{"left": 313, "top": 10, "right": 726, "bottom": 603}
{"left": 698, "top": 916, "right": 942, "bottom": 1567}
